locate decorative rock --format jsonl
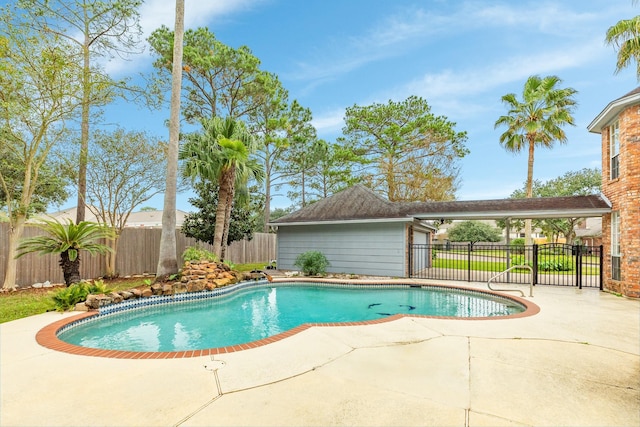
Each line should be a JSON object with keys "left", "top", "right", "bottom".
{"left": 213, "top": 277, "right": 233, "bottom": 287}
{"left": 78, "top": 260, "right": 244, "bottom": 312}
{"left": 109, "top": 292, "right": 124, "bottom": 304}
{"left": 173, "top": 283, "right": 187, "bottom": 294}
{"left": 32, "top": 283, "right": 43, "bottom": 289}
{"left": 186, "top": 280, "right": 206, "bottom": 293}
{"left": 74, "top": 302, "right": 89, "bottom": 312}
{"left": 85, "top": 294, "right": 113, "bottom": 310}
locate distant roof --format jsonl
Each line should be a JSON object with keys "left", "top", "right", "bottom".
{"left": 588, "top": 87, "right": 640, "bottom": 133}
{"left": 270, "top": 185, "right": 611, "bottom": 226}
{"left": 41, "top": 207, "right": 190, "bottom": 228}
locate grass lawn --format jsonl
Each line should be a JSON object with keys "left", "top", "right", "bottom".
{"left": 0, "top": 262, "right": 268, "bottom": 324}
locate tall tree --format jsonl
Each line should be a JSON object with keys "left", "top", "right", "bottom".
{"left": 156, "top": 0, "right": 184, "bottom": 281}
{"left": 447, "top": 220, "right": 502, "bottom": 251}
{"left": 283, "top": 138, "right": 327, "bottom": 207}
{"left": 0, "top": 150, "right": 70, "bottom": 219}
{"left": 248, "top": 79, "right": 315, "bottom": 231}
{"left": 148, "top": 26, "right": 271, "bottom": 123}
{"left": 309, "top": 142, "right": 361, "bottom": 201}
{"left": 82, "top": 129, "right": 168, "bottom": 277}
{"left": 340, "top": 95, "right": 468, "bottom": 202}
{"left": 180, "top": 117, "right": 263, "bottom": 259}
{"left": 0, "top": 6, "right": 80, "bottom": 289}
{"left": 605, "top": 3, "right": 640, "bottom": 78}
{"left": 17, "top": 0, "right": 144, "bottom": 224}
{"left": 494, "top": 75, "right": 577, "bottom": 245}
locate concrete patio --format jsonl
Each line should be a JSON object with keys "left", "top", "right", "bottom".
{"left": 1, "top": 281, "right": 638, "bottom": 426}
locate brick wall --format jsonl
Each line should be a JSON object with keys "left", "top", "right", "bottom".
{"left": 601, "top": 105, "right": 640, "bottom": 298}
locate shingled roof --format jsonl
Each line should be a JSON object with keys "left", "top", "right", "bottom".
{"left": 270, "top": 185, "right": 611, "bottom": 225}
{"left": 272, "top": 185, "right": 405, "bottom": 224}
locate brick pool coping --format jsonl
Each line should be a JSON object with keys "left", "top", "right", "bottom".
{"left": 36, "top": 280, "right": 540, "bottom": 359}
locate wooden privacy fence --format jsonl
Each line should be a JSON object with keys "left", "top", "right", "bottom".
{"left": 0, "top": 223, "right": 276, "bottom": 287}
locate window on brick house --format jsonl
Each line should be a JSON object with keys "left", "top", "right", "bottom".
{"left": 610, "top": 121, "right": 620, "bottom": 179}
{"left": 611, "top": 211, "right": 621, "bottom": 281}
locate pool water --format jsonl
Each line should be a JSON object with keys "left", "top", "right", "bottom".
{"left": 58, "top": 284, "right": 524, "bottom": 352}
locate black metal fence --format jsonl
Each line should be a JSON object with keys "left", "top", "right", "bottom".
{"left": 409, "top": 243, "right": 603, "bottom": 289}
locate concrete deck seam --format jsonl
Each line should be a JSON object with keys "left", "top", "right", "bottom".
{"left": 468, "top": 335, "right": 640, "bottom": 357}
{"left": 218, "top": 347, "right": 360, "bottom": 396}
{"left": 172, "top": 394, "right": 223, "bottom": 427}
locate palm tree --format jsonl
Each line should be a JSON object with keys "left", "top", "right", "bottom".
{"left": 180, "top": 116, "right": 263, "bottom": 259}
{"left": 156, "top": 0, "right": 184, "bottom": 281}
{"left": 605, "top": 4, "right": 640, "bottom": 78}
{"left": 16, "top": 219, "right": 114, "bottom": 286}
{"left": 495, "top": 75, "right": 577, "bottom": 245}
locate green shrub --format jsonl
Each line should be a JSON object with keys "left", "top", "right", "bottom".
{"left": 538, "top": 255, "right": 573, "bottom": 271}
{"left": 294, "top": 251, "right": 330, "bottom": 276}
{"left": 182, "top": 246, "right": 218, "bottom": 263}
{"left": 50, "top": 283, "right": 90, "bottom": 312}
{"left": 511, "top": 255, "right": 573, "bottom": 271}
{"left": 50, "top": 280, "right": 113, "bottom": 312}
{"left": 510, "top": 238, "right": 525, "bottom": 254}
{"left": 86, "top": 279, "right": 111, "bottom": 295}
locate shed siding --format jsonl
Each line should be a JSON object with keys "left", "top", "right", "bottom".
{"left": 277, "top": 223, "right": 406, "bottom": 277}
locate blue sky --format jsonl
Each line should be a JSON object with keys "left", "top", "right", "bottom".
{"left": 58, "top": 0, "right": 639, "bottom": 212}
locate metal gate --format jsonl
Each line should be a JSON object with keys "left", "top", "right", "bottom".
{"left": 409, "top": 243, "right": 603, "bottom": 289}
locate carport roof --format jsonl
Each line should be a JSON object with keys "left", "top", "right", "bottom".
{"left": 270, "top": 185, "right": 611, "bottom": 225}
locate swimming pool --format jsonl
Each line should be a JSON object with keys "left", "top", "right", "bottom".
{"left": 52, "top": 281, "right": 531, "bottom": 355}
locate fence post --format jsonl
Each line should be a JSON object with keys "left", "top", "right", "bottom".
{"left": 532, "top": 244, "right": 538, "bottom": 285}
{"left": 575, "top": 245, "right": 582, "bottom": 289}
{"left": 408, "top": 244, "right": 413, "bottom": 277}
{"left": 467, "top": 243, "right": 471, "bottom": 282}
{"left": 599, "top": 244, "right": 604, "bottom": 291}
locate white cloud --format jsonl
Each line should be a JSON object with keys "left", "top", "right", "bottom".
{"left": 311, "top": 108, "right": 345, "bottom": 136}
{"left": 407, "top": 39, "right": 604, "bottom": 101}
{"left": 288, "top": 1, "right": 602, "bottom": 85}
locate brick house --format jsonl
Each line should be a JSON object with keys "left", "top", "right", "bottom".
{"left": 588, "top": 88, "right": 640, "bottom": 298}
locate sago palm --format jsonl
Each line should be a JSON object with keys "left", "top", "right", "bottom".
{"left": 494, "top": 75, "right": 577, "bottom": 244}
{"left": 16, "top": 219, "right": 114, "bottom": 286}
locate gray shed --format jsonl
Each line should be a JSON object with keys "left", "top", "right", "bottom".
{"left": 270, "top": 185, "right": 434, "bottom": 277}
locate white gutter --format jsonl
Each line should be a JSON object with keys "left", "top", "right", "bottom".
{"left": 268, "top": 217, "right": 414, "bottom": 227}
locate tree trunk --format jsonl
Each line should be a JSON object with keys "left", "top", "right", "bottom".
{"left": 105, "top": 234, "right": 119, "bottom": 278}
{"left": 263, "top": 165, "right": 271, "bottom": 233}
{"left": 220, "top": 173, "right": 235, "bottom": 261}
{"left": 76, "top": 39, "right": 91, "bottom": 224}
{"left": 524, "top": 139, "right": 535, "bottom": 247}
{"left": 60, "top": 251, "right": 81, "bottom": 286}
{"left": 1, "top": 217, "right": 26, "bottom": 289}
{"left": 156, "top": 0, "right": 184, "bottom": 281}
{"left": 213, "top": 170, "right": 232, "bottom": 258}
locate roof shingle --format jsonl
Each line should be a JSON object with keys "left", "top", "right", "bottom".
{"left": 271, "top": 185, "right": 611, "bottom": 224}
